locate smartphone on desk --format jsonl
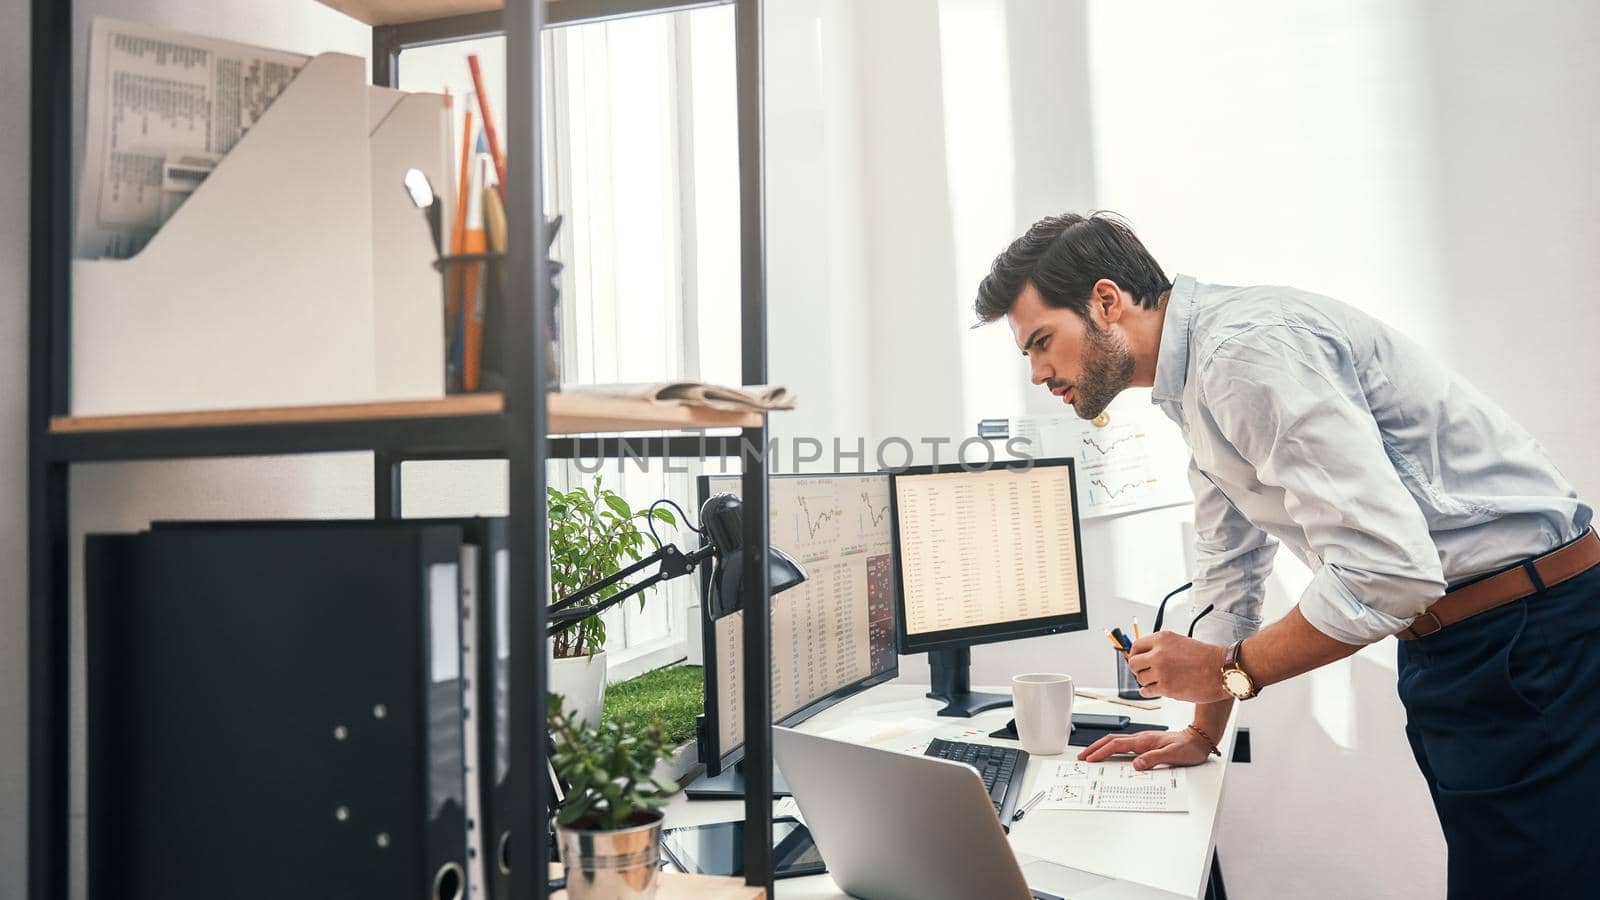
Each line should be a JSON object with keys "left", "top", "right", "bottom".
{"left": 1072, "top": 713, "right": 1131, "bottom": 730}
{"left": 660, "top": 816, "right": 825, "bottom": 879}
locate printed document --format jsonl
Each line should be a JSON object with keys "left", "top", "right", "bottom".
{"left": 1035, "top": 759, "right": 1189, "bottom": 813}
{"left": 76, "top": 17, "right": 308, "bottom": 259}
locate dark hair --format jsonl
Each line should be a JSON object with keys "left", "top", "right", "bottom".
{"left": 973, "top": 212, "right": 1171, "bottom": 324}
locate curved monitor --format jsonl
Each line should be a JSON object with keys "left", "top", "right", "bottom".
{"left": 697, "top": 472, "right": 899, "bottom": 777}
{"left": 890, "top": 457, "right": 1088, "bottom": 656}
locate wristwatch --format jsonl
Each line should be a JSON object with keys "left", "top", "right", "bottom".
{"left": 1221, "top": 639, "right": 1259, "bottom": 701}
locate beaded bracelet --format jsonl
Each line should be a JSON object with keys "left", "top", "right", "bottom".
{"left": 1185, "top": 723, "right": 1223, "bottom": 757}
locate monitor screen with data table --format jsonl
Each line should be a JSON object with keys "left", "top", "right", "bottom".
{"left": 891, "top": 457, "right": 1088, "bottom": 654}
{"left": 698, "top": 472, "right": 899, "bottom": 775}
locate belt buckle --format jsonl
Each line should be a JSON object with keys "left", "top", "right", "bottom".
{"left": 1407, "top": 610, "right": 1444, "bottom": 639}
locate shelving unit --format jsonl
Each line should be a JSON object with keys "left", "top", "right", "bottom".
{"left": 26, "top": 2, "right": 775, "bottom": 899}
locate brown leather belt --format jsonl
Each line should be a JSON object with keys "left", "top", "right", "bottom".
{"left": 1398, "top": 527, "right": 1600, "bottom": 640}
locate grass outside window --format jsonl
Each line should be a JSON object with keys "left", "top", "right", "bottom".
{"left": 602, "top": 663, "right": 703, "bottom": 746}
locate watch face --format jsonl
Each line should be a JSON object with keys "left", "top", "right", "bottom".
{"left": 1223, "top": 669, "right": 1253, "bottom": 697}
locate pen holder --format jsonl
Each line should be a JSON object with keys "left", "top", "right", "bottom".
{"left": 1115, "top": 650, "right": 1152, "bottom": 700}
{"left": 433, "top": 248, "right": 562, "bottom": 394}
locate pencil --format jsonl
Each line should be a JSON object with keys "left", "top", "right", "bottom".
{"left": 447, "top": 108, "right": 475, "bottom": 346}
{"left": 466, "top": 54, "right": 506, "bottom": 201}
{"left": 1133, "top": 617, "right": 1141, "bottom": 640}
{"left": 461, "top": 159, "right": 490, "bottom": 391}
{"left": 1105, "top": 630, "right": 1126, "bottom": 653}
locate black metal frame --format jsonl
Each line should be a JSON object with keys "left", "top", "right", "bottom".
{"left": 27, "top": 1, "right": 774, "bottom": 899}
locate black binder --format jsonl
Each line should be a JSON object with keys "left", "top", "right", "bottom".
{"left": 86, "top": 521, "right": 469, "bottom": 900}
{"left": 148, "top": 515, "right": 523, "bottom": 899}
{"left": 454, "top": 518, "right": 565, "bottom": 898}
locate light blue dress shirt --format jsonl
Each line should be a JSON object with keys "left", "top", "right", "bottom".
{"left": 1153, "top": 275, "right": 1592, "bottom": 646}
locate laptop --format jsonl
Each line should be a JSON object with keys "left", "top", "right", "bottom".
{"left": 773, "top": 727, "right": 1191, "bottom": 900}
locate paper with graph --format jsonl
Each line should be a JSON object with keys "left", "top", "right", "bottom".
{"left": 77, "top": 17, "right": 309, "bottom": 259}
{"left": 1035, "top": 760, "right": 1190, "bottom": 813}
{"left": 1008, "top": 389, "right": 1191, "bottom": 520}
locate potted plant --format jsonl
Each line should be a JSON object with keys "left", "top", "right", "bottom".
{"left": 547, "top": 476, "right": 676, "bottom": 726}
{"left": 549, "top": 695, "right": 679, "bottom": 899}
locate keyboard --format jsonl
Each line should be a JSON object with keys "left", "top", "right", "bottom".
{"left": 924, "top": 738, "right": 1030, "bottom": 822}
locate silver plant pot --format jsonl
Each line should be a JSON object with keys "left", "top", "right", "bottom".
{"left": 556, "top": 812, "right": 663, "bottom": 900}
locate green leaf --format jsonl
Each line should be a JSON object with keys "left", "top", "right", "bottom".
{"left": 603, "top": 494, "right": 631, "bottom": 518}
{"left": 557, "top": 796, "right": 594, "bottom": 826}
{"left": 651, "top": 508, "right": 676, "bottom": 526}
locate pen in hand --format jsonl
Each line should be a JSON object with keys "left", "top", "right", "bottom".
{"left": 1011, "top": 789, "right": 1046, "bottom": 822}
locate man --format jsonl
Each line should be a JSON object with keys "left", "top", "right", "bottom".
{"left": 974, "top": 212, "right": 1597, "bottom": 897}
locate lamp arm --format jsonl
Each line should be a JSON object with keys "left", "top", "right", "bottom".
{"left": 547, "top": 571, "right": 669, "bottom": 636}
{"left": 545, "top": 543, "right": 718, "bottom": 638}
{"left": 548, "top": 548, "right": 667, "bottom": 616}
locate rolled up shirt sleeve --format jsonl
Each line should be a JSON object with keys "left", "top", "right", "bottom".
{"left": 1187, "top": 458, "right": 1277, "bottom": 648}
{"left": 1196, "top": 328, "right": 1446, "bottom": 645}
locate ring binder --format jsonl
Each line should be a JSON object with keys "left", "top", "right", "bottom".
{"left": 86, "top": 521, "right": 469, "bottom": 899}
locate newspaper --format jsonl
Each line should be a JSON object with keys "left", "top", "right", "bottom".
{"left": 75, "top": 17, "right": 309, "bottom": 259}
{"left": 565, "top": 382, "right": 797, "bottom": 413}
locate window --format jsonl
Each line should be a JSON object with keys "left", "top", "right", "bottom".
{"left": 398, "top": 6, "right": 739, "bottom": 678}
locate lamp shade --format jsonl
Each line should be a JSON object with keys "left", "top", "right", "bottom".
{"left": 710, "top": 545, "right": 807, "bottom": 620}
{"left": 699, "top": 492, "right": 808, "bottom": 620}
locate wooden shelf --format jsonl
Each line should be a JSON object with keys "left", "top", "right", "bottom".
{"left": 49, "top": 392, "right": 760, "bottom": 438}
{"left": 547, "top": 391, "right": 761, "bottom": 433}
{"left": 316, "top": 0, "right": 503, "bottom": 26}
{"left": 317, "top": 0, "right": 714, "bottom": 28}
{"left": 551, "top": 872, "right": 764, "bottom": 899}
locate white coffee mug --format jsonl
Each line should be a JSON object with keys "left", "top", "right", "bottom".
{"left": 1011, "top": 673, "right": 1074, "bottom": 756}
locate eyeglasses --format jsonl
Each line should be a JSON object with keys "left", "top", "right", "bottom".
{"left": 1151, "top": 581, "right": 1215, "bottom": 639}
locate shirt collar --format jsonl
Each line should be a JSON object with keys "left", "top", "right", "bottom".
{"left": 1151, "top": 274, "right": 1198, "bottom": 405}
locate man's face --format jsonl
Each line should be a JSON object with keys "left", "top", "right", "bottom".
{"left": 1007, "top": 281, "right": 1135, "bottom": 420}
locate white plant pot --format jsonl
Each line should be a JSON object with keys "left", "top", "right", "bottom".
{"left": 549, "top": 650, "right": 608, "bottom": 728}
{"left": 684, "top": 604, "right": 704, "bottom": 666}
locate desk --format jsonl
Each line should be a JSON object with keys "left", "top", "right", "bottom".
{"left": 663, "top": 683, "right": 1237, "bottom": 899}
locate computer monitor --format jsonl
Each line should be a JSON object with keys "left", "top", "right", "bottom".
{"left": 688, "top": 472, "right": 899, "bottom": 799}
{"left": 890, "top": 457, "right": 1088, "bottom": 717}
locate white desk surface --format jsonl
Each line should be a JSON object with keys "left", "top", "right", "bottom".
{"left": 663, "top": 683, "right": 1236, "bottom": 899}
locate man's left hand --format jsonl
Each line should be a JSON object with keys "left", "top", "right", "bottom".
{"left": 1126, "top": 632, "right": 1231, "bottom": 703}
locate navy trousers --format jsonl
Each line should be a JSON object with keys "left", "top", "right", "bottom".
{"left": 1397, "top": 563, "right": 1600, "bottom": 898}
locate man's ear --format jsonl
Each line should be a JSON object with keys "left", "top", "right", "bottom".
{"left": 1092, "top": 278, "right": 1124, "bottom": 325}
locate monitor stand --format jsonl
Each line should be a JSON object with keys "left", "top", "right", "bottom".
{"left": 684, "top": 759, "right": 793, "bottom": 800}
{"left": 927, "top": 647, "right": 1013, "bottom": 718}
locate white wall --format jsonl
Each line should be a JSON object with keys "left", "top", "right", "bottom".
{"left": 763, "top": 0, "right": 874, "bottom": 470}
{"left": 761, "top": 2, "right": 1600, "bottom": 899}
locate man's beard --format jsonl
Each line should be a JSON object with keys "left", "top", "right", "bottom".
{"left": 1073, "top": 321, "right": 1135, "bottom": 420}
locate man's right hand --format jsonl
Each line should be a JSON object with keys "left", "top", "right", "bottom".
{"left": 1078, "top": 728, "right": 1213, "bottom": 770}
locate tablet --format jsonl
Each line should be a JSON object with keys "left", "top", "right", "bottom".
{"left": 659, "top": 816, "right": 826, "bottom": 879}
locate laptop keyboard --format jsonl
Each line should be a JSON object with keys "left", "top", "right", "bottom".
{"left": 924, "top": 738, "right": 1029, "bottom": 821}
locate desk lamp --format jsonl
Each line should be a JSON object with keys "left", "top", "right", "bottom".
{"left": 546, "top": 493, "right": 807, "bottom": 636}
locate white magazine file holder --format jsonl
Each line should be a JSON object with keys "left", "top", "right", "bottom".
{"left": 72, "top": 52, "right": 447, "bottom": 416}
